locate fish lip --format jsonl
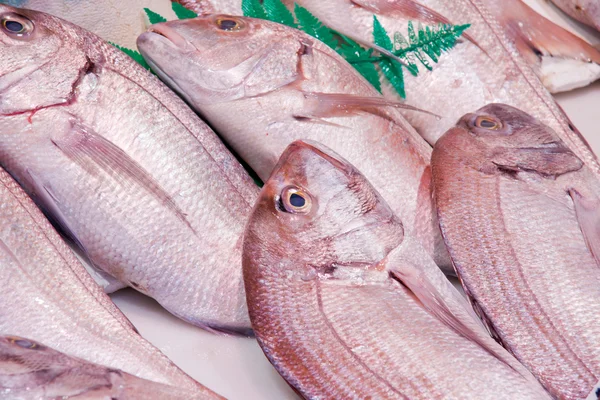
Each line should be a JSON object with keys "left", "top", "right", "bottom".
{"left": 143, "top": 24, "right": 196, "bottom": 53}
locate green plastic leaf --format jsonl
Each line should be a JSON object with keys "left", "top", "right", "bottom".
{"left": 144, "top": 8, "right": 167, "bottom": 24}
{"left": 295, "top": 4, "right": 335, "bottom": 46}
{"left": 263, "top": 0, "right": 296, "bottom": 27}
{"left": 110, "top": 42, "right": 152, "bottom": 71}
{"left": 241, "top": 0, "right": 267, "bottom": 19}
{"left": 354, "top": 63, "right": 382, "bottom": 92}
{"left": 172, "top": 2, "right": 198, "bottom": 19}
{"left": 373, "top": 16, "right": 405, "bottom": 98}
{"left": 373, "top": 15, "right": 393, "bottom": 51}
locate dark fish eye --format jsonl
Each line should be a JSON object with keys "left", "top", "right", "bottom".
{"left": 280, "top": 186, "right": 312, "bottom": 214}
{"left": 289, "top": 193, "right": 305, "bottom": 208}
{"left": 1, "top": 13, "right": 34, "bottom": 38}
{"left": 475, "top": 116, "right": 502, "bottom": 131}
{"left": 8, "top": 337, "right": 39, "bottom": 350}
{"left": 215, "top": 17, "right": 243, "bottom": 32}
{"left": 5, "top": 20, "right": 22, "bottom": 32}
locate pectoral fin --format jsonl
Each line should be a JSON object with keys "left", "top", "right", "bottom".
{"left": 570, "top": 189, "right": 600, "bottom": 266}
{"left": 389, "top": 263, "right": 519, "bottom": 372}
{"left": 491, "top": 143, "right": 583, "bottom": 178}
{"left": 53, "top": 119, "right": 192, "bottom": 231}
{"left": 302, "top": 91, "right": 440, "bottom": 119}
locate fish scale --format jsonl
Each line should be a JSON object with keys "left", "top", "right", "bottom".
{"left": 137, "top": 14, "right": 455, "bottom": 273}
{"left": 432, "top": 103, "right": 600, "bottom": 399}
{"left": 243, "top": 140, "right": 551, "bottom": 399}
{"left": 295, "top": 0, "right": 600, "bottom": 171}
{"left": 0, "top": 4, "right": 259, "bottom": 333}
{"left": 0, "top": 167, "right": 219, "bottom": 397}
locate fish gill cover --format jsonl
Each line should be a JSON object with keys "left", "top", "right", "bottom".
{"left": 110, "top": 1, "right": 470, "bottom": 99}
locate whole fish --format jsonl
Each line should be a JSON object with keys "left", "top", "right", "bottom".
{"left": 172, "top": 0, "right": 600, "bottom": 94}
{"left": 432, "top": 103, "right": 600, "bottom": 400}
{"left": 550, "top": 0, "right": 600, "bottom": 31}
{"left": 0, "top": 0, "right": 176, "bottom": 49}
{"left": 0, "top": 5, "right": 259, "bottom": 334}
{"left": 137, "top": 14, "right": 452, "bottom": 271}
{"left": 0, "top": 335, "right": 214, "bottom": 399}
{"left": 0, "top": 167, "right": 219, "bottom": 397}
{"left": 294, "top": 0, "right": 600, "bottom": 162}
{"left": 243, "top": 139, "right": 551, "bottom": 399}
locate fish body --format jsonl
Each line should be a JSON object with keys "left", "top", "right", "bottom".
{"left": 0, "top": 335, "right": 216, "bottom": 399}
{"left": 0, "top": 5, "right": 258, "bottom": 333}
{"left": 243, "top": 140, "right": 551, "bottom": 400}
{"left": 551, "top": 0, "right": 600, "bottom": 31}
{"left": 137, "top": 15, "right": 451, "bottom": 270}
{"left": 0, "top": 0, "right": 176, "bottom": 49}
{"left": 432, "top": 104, "right": 600, "bottom": 399}
{"left": 294, "top": 0, "right": 600, "bottom": 159}
{"left": 0, "top": 167, "right": 218, "bottom": 397}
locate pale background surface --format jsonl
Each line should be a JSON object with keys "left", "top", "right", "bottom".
{"left": 109, "top": 1, "right": 600, "bottom": 399}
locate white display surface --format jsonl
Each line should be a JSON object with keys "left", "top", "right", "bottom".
{"left": 109, "top": 1, "right": 600, "bottom": 399}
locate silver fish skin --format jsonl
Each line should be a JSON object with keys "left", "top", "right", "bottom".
{"left": 137, "top": 15, "right": 453, "bottom": 272}
{"left": 243, "top": 139, "right": 551, "bottom": 400}
{"left": 0, "top": 0, "right": 177, "bottom": 49}
{"left": 550, "top": 0, "right": 600, "bottom": 31}
{"left": 0, "top": 335, "right": 217, "bottom": 400}
{"left": 294, "top": 0, "right": 600, "bottom": 166}
{"left": 432, "top": 103, "right": 600, "bottom": 400}
{"left": 0, "top": 5, "right": 259, "bottom": 334}
{"left": 0, "top": 167, "right": 219, "bottom": 397}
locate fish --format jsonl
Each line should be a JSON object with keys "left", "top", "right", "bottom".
{"left": 0, "top": 335, "right": 218, "bottom": 399}
{"left": 172, "top": 0, "right": 600, "bottom": 94}
{"left": 0, "top": 5, "right": 260, "bottom": 334}
{"left": 293, "top": 0, "right": 600, "bottom": 159}
{"left": 0, "top": 167, "right": 219, "bottom": 397}
{"left": 0, "top": 0, "right": 177, "bottom": 49}
{"left": 137, "top": 14, "right": 453, "bottom": 273}
{"left": 242, "top": 139, "right": 552, "bottom": 400}
{"left": 550, "top": 0, "right": 600, "bottom": 32}
{"left": 431, "top": 103, "right": 600, "bottom": 400}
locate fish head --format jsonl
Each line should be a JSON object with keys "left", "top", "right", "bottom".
{"left": 137, "top": 15, "right": 306, "bottom": 104}
{"left": 448, "top": 103, "right": 583, "bottom": 176}
{"left": 458, "top": 103, "right": 557, "bottom": 147}
{"left": 0, "top": 5, "right": 89, "bottom": 114}
{"left": 243, "top": 140, "right": 404, "bottom": 282}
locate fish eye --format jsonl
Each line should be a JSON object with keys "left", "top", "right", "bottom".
{"left": 8, "top": 337, "right": 39, "bottom": 350}
{"left": 474, "top": 116, "right": 502, "bottom": 131}
{"left": 1, "top": 13, "right": 34, "bottom": 38}
{"left": 215, "top": 17, "right": 244, "bottom": 32}
{"left": 279, "top": 186, "right": 312, "bottom": 214}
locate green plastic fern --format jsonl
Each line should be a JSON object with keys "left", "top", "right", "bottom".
{"left": 172, "top": 2, "right": 198, "bottom": 19}
{"left": 144, "top": 7, "right": 167, "bottom": 24}
{"left": 242, "top": 0, "right": 470, "bottom": 99}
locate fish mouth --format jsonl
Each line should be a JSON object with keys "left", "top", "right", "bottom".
{"left": 141, "top": 24, "right": 196, "bottom": 53}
